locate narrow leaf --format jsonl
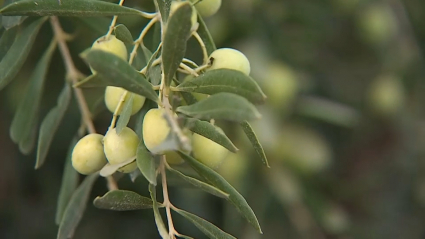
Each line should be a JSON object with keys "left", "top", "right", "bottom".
{"left": 0, "top": 24, "right": 17, "bottom": 60}
{"left": 178, "top": 152, "right": 262, "bottom": 233}
{"left": 162, "top": 2, "right": 192, "bottom": 87}
{"left": 137, "top": 141, "right": 157, "bottom": 185}
{"left": 57, "top": 174, "right": 99, "bottom": 239}
{"left": 114, "top": 24, "right": 133, "bottom": 45}
{"left": 2, "top": 16, "right": 26, "bottom": 30}
{"left": 55, "top": 138, "right": 79, "bottom": 225}
{"left": 10, "top": 39, "right": 56, "bottom": 151}
{"left": 155, "top": 0, "right": 171, "bottom": 23}
{"left": 116, "top": 93, "right": 134, "bottom": 134}
{"left": 80, "top": 50, "right": 158, "bottom": 102}
{"left": 185, "top": 118, "right": 238, "bottom": 153}
{"left": 196, "top": 13, "right": 216, "bottom": 55}
{"left": 0, "top": 17, "right": 46, "bottom": 90}
{"left": 94, "top": 190, "right": 156, "bottom": 211}
{"left": 240, "top": 121, "right": 269, "bottom": 168}
{"left": 167, "top": 166, "right": 229, "bottom": 199}
{"left": 177, "top": 69, "right": 267, "bottom": 104}
{"left": 176, "top": 93, "right": 262, "bottom": 122}
{"left": 99, "top": 157, "right": 135, "bottom": 177}
{"left": 36, "top": 83, "right": 72, "bottom": 169}
{"left": 0, "top": 0, "right": 143, "bottom": 16}
{"left": 149, "top": 184, "right": 169, "bottom": 239}
{"left": 174, "top": 207, "right": 236, "bottom": 239}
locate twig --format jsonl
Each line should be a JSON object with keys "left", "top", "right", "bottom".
{"left": 192, "top": 31, "right": 209, "bottom": 64}
{"left": 160, "top": 156, "right": 178, "bottom": 238}
{"left": 50, "top": 16, "right": 118, "bottom": 191}
{"left": 105, "top": 0, "right": 126, "bottom": 38}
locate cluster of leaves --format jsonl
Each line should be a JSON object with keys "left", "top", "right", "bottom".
{"left": 0, "top": 0, "right": 270, "bottom": 238}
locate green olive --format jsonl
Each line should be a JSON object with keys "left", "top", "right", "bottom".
{"left": 103, "top": 127, "right": 139, "bottom": 165}
{"left": 208, "top": 48, "right": 251, "bottom": 75}
{"left": 104, "top": 86, "right": 146, "bottom": 115}
{"left": 72, "top": 134, "right": 108, "bottom": 175}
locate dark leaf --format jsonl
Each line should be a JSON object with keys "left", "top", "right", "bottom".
{"left": 94, "top": 190, "right": 157, "bottom": 211}
{"left": 10, "top": 38, "right": 56, "bottom": 154}
{"left": 0, "top": 0, "right": 143, "bottom": 16}
{"left": 36, "top": 83, "right": 72, "bottom": 169}
{"left": 176, "top": 69, "right": 267, "bottom": 104}
{"left": 149, "top": 184, "right": 169, "bottom": 239}
{"left": 167, "top": 166, "right": 229, "bottom": 198}
{"left": 0, "top": 17, "right": 46, "bottom": 90}
{"left": 116, "top": 93, "right": 134, "bottom": 134}
{"left": 0, "top": 26, "right": 17, "bottom": 61}
{"left": 162, "top": 2, "right": 192, "bottom": 87}
{"left": 57, "top": 174, "right": 98, "bottom": 239}
{"left": 178, "top": 152, "right": 262, "bottom": 233}
{"left": 114, "top": 24, "right": 133, "bottom": 45}
{"left": 185, "top": 118, "right": 238, "bottom": 153}
{"left": 55, "top": 137, "right": 79, "bottom": 225}
{"left": 155, "top": 0, "right": 171, "bottom": 23}
{"left": 196, "top": 13, "right": 216, "bottom": 55}
{"left": 137, "top": 141, "right": 157, "bottom": 185}
{"left": 240, "top": 121, "right": 269, "bottom": 167}
{"left": 174, "top": 207, "right": 236, "bottom": 239}
{"left": 79, "top": 49, "right": 158, "bottom": 102}
{"left": 176, "top": 93, "right": 262, "bottom": 122}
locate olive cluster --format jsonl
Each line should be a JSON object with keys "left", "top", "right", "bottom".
{"left": 72, "top": 0, "right": 251, "bottom": 175}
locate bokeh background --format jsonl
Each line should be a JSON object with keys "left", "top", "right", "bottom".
{"left": 2, "top": 0, "right": 425, "bottom": 238}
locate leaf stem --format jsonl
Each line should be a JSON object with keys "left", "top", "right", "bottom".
{"left": 105, "top": 0, "right": 126, "bottom": 38}
{"left": 192, "top": 31, "right": 209, "bottom": 65}
{"left": 160, "top": 156, "right": 178, "bottom": 238}
{"left": 50, "top": 16, "right": 118, "bottom": 191}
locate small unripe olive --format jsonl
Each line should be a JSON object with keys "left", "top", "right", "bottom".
{"left": 91, "top": 35, "right": 128, "bottom": 61}
{"left": 104, "top": 127, "right": 140, "bottom": 165}
{"left": 117, "top": 160, "right": 138, "bottom": 173}
{"left": 104, "top": 86, "right": 146, "bottom": 115}
{"left": 171, "top": 1, "right": 197, "bottom": 27}
{"left": 72, "top": 134, "right": 108, "bottom": 175}
{"left": 192, "top": 0, "right": 221, "bottom": 17}
{"left": 367, "top": 74, "right": 405, "bottom": 116}
{"left": 208, "top": 48, "right": 251, "bottom": 75}
{"left": 192, "top": 127, "right": 229, "bottom": 169}
{"left": 143, "top": 108, "right": 173, "bottom": 153}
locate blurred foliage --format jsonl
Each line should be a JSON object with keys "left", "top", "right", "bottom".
{"left": 2, "top": 0, "right": 425, "bottom": 238}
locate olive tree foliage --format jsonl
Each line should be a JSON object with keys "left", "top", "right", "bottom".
{"left": 0, "top": 0, "right": 269, "bottom": 238}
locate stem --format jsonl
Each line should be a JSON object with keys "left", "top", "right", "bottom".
{"left": 50, "top": 16, "right": 118, "bottom": 191}
{"left": 105, "top": 0, "right": 125, "bottom": 38}
{"left": 109, "top": 91, "right": 129, "bottom": 129}
{"left": 129, "top": 15, "right": 159, "bottom": 65}
{"left": 192, "top": 31, "right": 209, "bottom": 64}
{"left": 160, "top": 156, "right": 177, "bottom": 238}
{"left": 179, "top": 63, "right": 199, "bottom": 77}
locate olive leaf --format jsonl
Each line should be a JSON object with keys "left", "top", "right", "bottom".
{"left": 176, "top": 93, "right": 262, "bottom": 122}
{"left": 36, "top": 83, "right": 72, "bottom": 169}
{"left": 0, "top": 17, "right": 47, "bottom": 90}
{"left": 55, "top": 138, "right": 79, "bottom": 225}
{"left": 167, "top": 166, "right": 229, "bottom": 199}
{"left": 0, "top": 0, "right": 143, "bottom": 16}
{"left": 185, "top": 118, "right": 238, "bottom": 153}
{"left": 94, "top": 190, "right": 158, "bottom": 211}
{"left": 173, "top": 207, "right": 237, "bottom": 239}
{"left": 137, "top": 141, "right": 157, "bottom": 185}
{"left": 240, "top": 121, "right": 269, "bottom": 168}
{"left": 0, "top": 24, "right": 17, "bottom": 60}
{"left": 116, "top": 93, "right": 134, "bottom": 135}
{"left": 196, "top": 13, "right": 216, "bottom": 55}
{"left": 80, "top": 49, "right": 158, "bottom": 103}
{"left": 176, "top": 69, "right": 267, "bottom": 104}
{"left": 149, "top": 184, "right": 169, "bottom": 239}
{"left": 155, "top": 0, "right": 172, "bottom": 23}
{"left": 10, "top": 39, "right": 56, "bottom": 154}
{"left": 57, "top": 174, "right": 99, "bottom": 239}
{"left": 162, "top": 2, "right": 193, "bottom": 87}
{"left": 114, "top": 24, "right": 134, "bottom": 45}
{"left": 178, "top": 152, "right": 262, "bottom": 234}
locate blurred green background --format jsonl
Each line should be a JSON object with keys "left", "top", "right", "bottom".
{"left": 2, "top": 0, "right": 425, "bottom": 238}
